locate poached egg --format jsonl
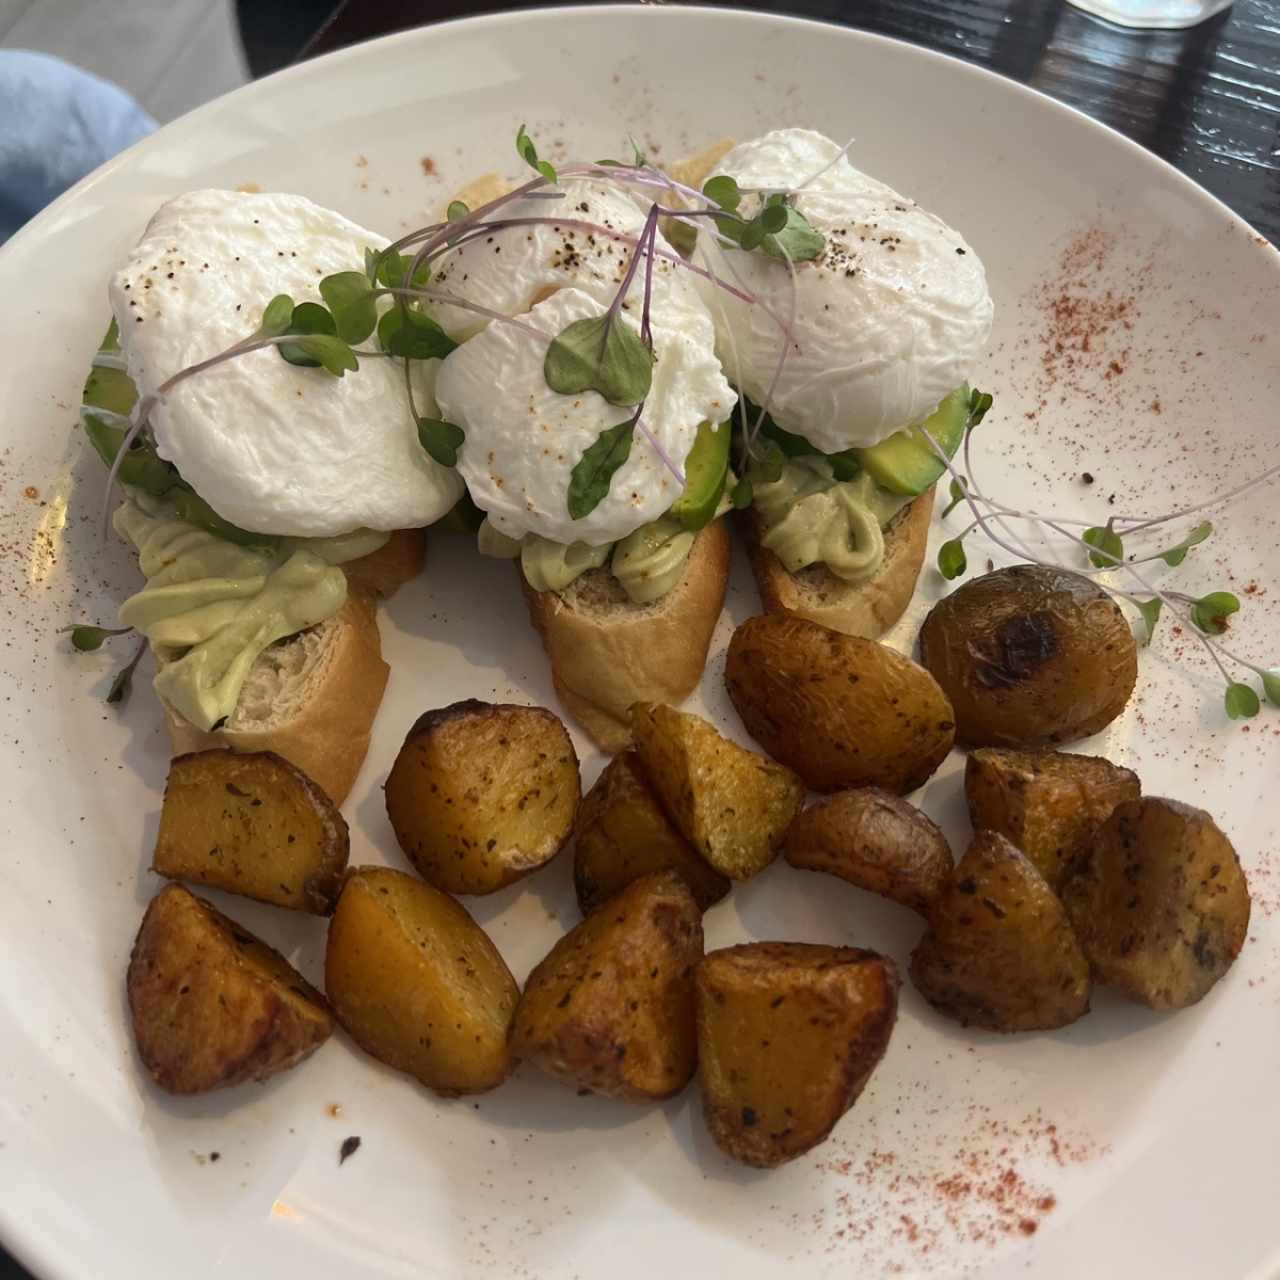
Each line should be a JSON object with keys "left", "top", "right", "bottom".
{"left": 434, "top": 286, "right": 734, "bottom": 546}
{"left": 109, "top": 189, "right": 462, "bottom": 538}
{"left": 694, "top": 128, "right": 993, "bottom": 453}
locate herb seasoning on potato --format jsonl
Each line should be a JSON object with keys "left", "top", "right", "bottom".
{"left": 510, "top": 871, "right": 703, "bottom": 1101}
{"left": 964, "top": 747, "right": 1140, "bottom": 890}
{"left": 918, "top": 564, "right": 1138, "bottom": 748}
{"left": 325, "top": 866, "right": 518, "bottom": 1096}
{"left": 695, "top": 943, "right": 899, "bottom": 1168}
{"left": 574, "top": 751, "right": 731, "bottom": 916}
{"left": 724, "top": 613, "right": 955, "bottom": 794}
{"left": 910, "top": 830, "right": 1091, "bottom": 1032}
{"left": 385, "top": 700, "right": 580, "bottom": 895}
{"left": 127, "top": 883, "right": 333, "bottom": 1095}
{"left": 1061, "top": 797, "right": 1251, "bottom": 1010}
{"left": 152, "top": 749, "right": 350, "bottom": 914}
{"left": 629, "top": 701, "right": 805, "bottom": 880}
{"left": 783, "top": 788, "right": 953, "bottom": 914}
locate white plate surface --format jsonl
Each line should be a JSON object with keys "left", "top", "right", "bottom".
{"left": 1, "top": 7, "right": 1278, "bottom": 1279}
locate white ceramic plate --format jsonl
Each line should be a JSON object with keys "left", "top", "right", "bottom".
{"left": 2, "top": 7, "right": 1278, "bottom": 1278}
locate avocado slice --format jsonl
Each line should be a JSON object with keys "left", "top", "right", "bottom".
{"left": 669, "top": 419, "right": 731, "bottom": 531}
{"left": 856, "top": 386, "right": 970, "bottom": 497}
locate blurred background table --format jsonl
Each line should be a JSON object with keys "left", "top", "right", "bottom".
{"left": 300, "top": 0, "right": 1280, "bottom": 244}
{"left": 0, "top": 0, "right": 1275, "bottom": 1276}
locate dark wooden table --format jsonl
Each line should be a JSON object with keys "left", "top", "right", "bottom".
{"left": 1, "top": 2, "right": 1275, "bottom": 1278}
{"left": 304, "top": 0, "right": 1280, "bottom": 245}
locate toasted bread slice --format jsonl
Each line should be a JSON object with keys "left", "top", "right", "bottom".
{"left": 162, "top": 589, "right": 389, "bottom": 805}
{"left": 742, "top": 489, "right": 933, "bottom": 639}
{"left": 522, "top": 521, "right": 731, "bottom": 754}
{"left": 344, "top": 528, "right": 425, "bottom": 598}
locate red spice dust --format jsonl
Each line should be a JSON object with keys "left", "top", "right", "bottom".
{"left": 23, "top": 485, "right": 38, "bottom": 499}
{"left": 421, "top": 156, "right": 437, "bottom": 175}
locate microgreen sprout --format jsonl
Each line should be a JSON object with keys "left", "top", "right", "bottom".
{"left": 417, "top": 417, "right": 465, "bottom": 468}
{"left": 515, "top": 123, "right": 557, "bottom": 184}
{"left": 106, "top": 639, "right": 148, "bottom": 706}
{"left": 929, "top": 392, "right": 1277, "bottom": 722}
{"left": 59, "top": 623, "right": 133, "bottom": 652}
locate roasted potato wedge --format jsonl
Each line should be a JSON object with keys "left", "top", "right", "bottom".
{"left": 629, "top": 701, "right": 805, "bottom": 880}
{"left": 385, "top": 700, "right": 580, "bottom": 895}
{"left": 575, "top": 751, "right": 731, "bottom": 916}
{"left": 1061, "top": 798, "right": 1250, "bottom": 1010}
{"left": 783, "top": 788, "right": 952, "bottom": 914}
{"left": 152, "top": 749, "right": 349, "bottom": 914}
{"left": 127, "top": 883, "right": 333, "bottom": 1094}
{"left": 919, "top": 565, "right": 1138, "bottom": 748}
{"left": 725, "top": 613, "right": 955, "bottom": 794}
{"left": 910, "top": 830, "right": 1091, "bottom": 1032}
{"left": 510, "top": 871, "right": 703, "bottom": 1101}
{"left": 325, "top": 866, "right": 518, "bottom": 1096}
{"left": 695, "top": 943, "right": 898, "bottom": 1168}
{"left": 965, "top": 747, "right": 1140, "bottom": 890}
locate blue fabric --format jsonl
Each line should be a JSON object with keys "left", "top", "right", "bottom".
{"left": 0, "top": 51, "right": 156, "bottom": 243}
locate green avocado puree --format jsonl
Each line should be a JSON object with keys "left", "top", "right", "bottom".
{"left": 753, "top": 457, "right": 912, "bottom": 584}
{"left": 113, "top": 497, "right": 386, "bottom": 732}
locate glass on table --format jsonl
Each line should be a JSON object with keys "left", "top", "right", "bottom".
{"left": 1065, "top": 0, "right": 1232, "bottom": 29}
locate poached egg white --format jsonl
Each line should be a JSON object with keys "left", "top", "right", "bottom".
{"left": 694, "top": 128, "right": 993, "bottom": 453}
{"left": 109, "top": 189, "right": 462, "bottom": 538}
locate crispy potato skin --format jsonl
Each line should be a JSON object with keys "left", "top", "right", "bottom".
{"left": 510, "top": 871, "right": 703, "bottom": 1101}
{"left": 629, "top": 701, "right": 805, "bottom": 880}
{"left": 725, "top": 613, "right": 955, "bottom": 794}
{"left": 910, "top": 830, "right": 1091, "bottom": 1032}
{"left": 325, "top": 867, "right": 518, "bottom": 1096}
{"left": 919, "top": 565, "right": 1138, "bottom": 748}
{"left": 152, "top": 749, "right": 350, "bottom": 914}
{"left": 574, "top": 752, "right": 730, "bottom": 916}
{"left": 965, "top": 747, "right": 1140, "bottom": 891}
{"left": 695, "top": 943, "right": 898, "bottom": 1168}
{"left": 385, "top": 700, "right": 580, "bottom": 895}
{"left": 127, "top": 884, "right": 332, "bottom": 1095}
{"left": 783, "top": 788, "right": 952, "bottom": 914}
{"left": 1061, "top": 798, "right": 1250, "bottom": 1010}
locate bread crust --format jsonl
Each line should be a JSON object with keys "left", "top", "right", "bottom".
{"left": 163, "top": 589, "right": 389, "bottom": 805}
{"left": 344, "top": 528, "right": 426, "bottom": 598}
{"left": 743, "top": 488, "right": 933, "bottom": 639}
{"left": 522, "top": 521, "right": 731, "bottom": 753}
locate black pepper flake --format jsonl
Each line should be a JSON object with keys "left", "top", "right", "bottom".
{"left": 338, "top": 1136, "right": 361, "bottom": 1165}
{"left": 1081, "top": 472, "right": 1094, "bottom": 485}
{"left": 741, "top": 1107, "right": 759, "bottom": 1127}
{"left": 209, "top": 1151, "right": 221, "bottom": 1163}
{"left": 956, "top": 247, "right": 967, "bottom": 255}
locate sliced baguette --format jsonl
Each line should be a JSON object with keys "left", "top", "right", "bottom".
{"left": 743, "top": 488, "right": 934, "bottom": 639}
{"left": 344, "top": 528, "right": 425, "bottom": 598}
{"left": 162, "top": 589, "right": 389, "bottom": 805}
{"left": 522, "top": 520, "right": 731, "bottom": 754}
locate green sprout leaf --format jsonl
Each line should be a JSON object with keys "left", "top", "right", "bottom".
{"left": 938, "top": 538, "right": 968, "bottom": 580}
{"left": 758, "top": 203, "right": 789, "bottom": 234}
{"left": 759, "top": 205, "right": 824, "bottom": 263}
{"left": 544, "top": 315, "right": 652, "bottom": 407}
{"left": 754, "top": 442, "right": 786, "bottom": 485}
{"left": 731, "top": 476, "right": 754, "bottom": 509}
{"left": 376, "top": 253, "right": 430, "bottom": 290}
{"left": 1083, "top": 524, "right": 1124, "bottom": 569}
{"left": 1135, "top": 597, "right": 1163, "bottom": 645}
{"left": 257, "top": 294, "right": 295, "bottom": 338}
{"left": 446, "top": 200, "right": 470, "bottom": 222}
{"left": 279, "top": 302, "right": 337, "bottom": 367}
{"left": 515, "top": 123, "right": 557, "bottom": 184}
{"left": 1261, "top": 668, "right": 1280, "bottom": 707}
{"left": 702, "top": 175, "right": 741, "bottom": 213}
{"left": 1157, "top": 520, "right": 1212, "bottom": 567}
{"left": 417, "top": 417, "right": 465, "bottom": 468}
{"left": 567, "top": 416, "right": 636, "bottom": 520}
{"left": 828, "top": 451, "right": 861, "bottom": 482}
{"left": 739, "top": 217, "right": 766, "bottom": 252}
{"left": 106, "top": 642, "right": 147, "bottom": 706}
{"left": 59, "top": 623, "right": 132, "bottom": 652}
{"left": 1191, "top": 591, "right": 1240, "bottom": 635}
{"left": 629, "top": 135, "right": 646, "bottom": 166}
{"left": 283, "top": 334, "right": 358, "bottom": 377}
{"left": 363, "top": 246, "right": 380, "bottom": 284}
{"left": 319, "top": 272, "right": 377, "bottom": 344}
{"left": 941, "top": 476, "right": 968, "bottom": 519}
{"left": 377, "top": 307, "right": 457, "bottom": 360}
{"left": 967, "top": 388, "right": 994, "bottom": 427}
{"left": 1224, "top": 681, "right": 1260, "bottom": 720}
